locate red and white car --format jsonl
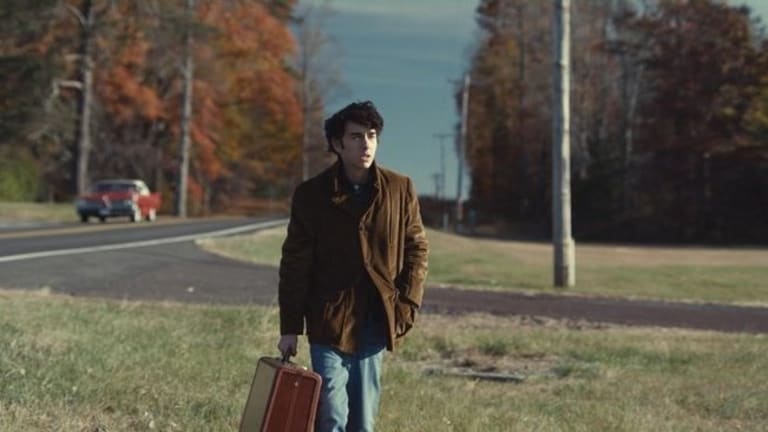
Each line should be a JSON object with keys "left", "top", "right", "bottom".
{"left": 75, "top": 179, "right": 161, "bottom": 223}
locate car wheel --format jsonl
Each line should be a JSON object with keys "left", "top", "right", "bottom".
{"left": 80, "top": 214, "right": 89, "bottom": 223}
{"left": 99, "top": 216, "right": 106, "bottom": 223}
{"left": 145, "top": 208, "right": 157, "bottom": 222}
{"left": 130, "top": 208, "right": 142, "bottom": 223}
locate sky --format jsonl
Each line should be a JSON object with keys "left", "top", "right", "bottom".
{"left": 299, "top": 0, "right": 768, "bottom": 199}
{"left": 300, "top": 0, "right": 476, "bottom": 199}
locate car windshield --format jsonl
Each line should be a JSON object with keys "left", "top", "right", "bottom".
{"left": 93, "top": 182, "right": 137, "bottom": 193}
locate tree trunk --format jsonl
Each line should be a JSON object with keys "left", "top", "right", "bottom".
{"left": 622, "top": 59, "right": 643, "bottom": 216}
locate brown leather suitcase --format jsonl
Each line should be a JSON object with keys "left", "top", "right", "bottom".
{"left": 239, "top": 357, "right": 322, "bottom": 432}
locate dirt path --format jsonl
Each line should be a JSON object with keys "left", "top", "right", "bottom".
{"left": 422, "top": 286, "right": 768, "bottom": 334}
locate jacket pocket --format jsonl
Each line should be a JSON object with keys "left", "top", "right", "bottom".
{"left": 394, "top": 298, "right": 416, "bottom": 338}
{"left": 320, "top": 289, "right": 349, "bottom": 343}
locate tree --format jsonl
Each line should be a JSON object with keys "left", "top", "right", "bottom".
{"left": 0, "top": 0, "right": 312, "bottom": 215}
{"left": 1, "top": 1, "right": 73, "bottom": 199}
{"left": 461, "top": 0, "right": 768, "bottom": 243}
{"left": 464, "top": 0, "right": 554, "bottom": 226}
{"left": 627, "top": 0, "right": 766, "bottom": 240}
{"left": 195, "top": 0, "right": 302, "bottom": 212}
{"left": 293, "top": 0, "right": 347, "bottom": 181}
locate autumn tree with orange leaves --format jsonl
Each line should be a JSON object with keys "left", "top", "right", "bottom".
{"left": 0, "top": 0, "right": 306, "bottom": 215}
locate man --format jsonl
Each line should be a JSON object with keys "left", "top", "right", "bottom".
{"left": 277, "top": 101, "right": 429, "bottom": 431}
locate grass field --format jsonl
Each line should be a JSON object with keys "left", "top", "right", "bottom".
{"left": 199, "top": 226, "right": 768, "bottom": 305}
{"left": 1, "top": 289, "right": 766, "bottom": 432}
{"left": 3, "top": 203, "right": 767, "bottom": 430}
{"left": 0, "top": 201, "right": 74, "bottom": 225}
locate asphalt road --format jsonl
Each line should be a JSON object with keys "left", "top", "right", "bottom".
{"left": 2, "top": 217, "right": 767, "bottom": 334}
{"left": 0, "top": 217, "right": 285, "bottom": 304}
{"left": 0, "top": 217, "right": 283, "bottom": 257}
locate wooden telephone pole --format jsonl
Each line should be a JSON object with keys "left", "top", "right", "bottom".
{"left": 176, "top": 0, "right": 195, "bottom": 217}
{"left": 434, "top": 132, "right": 452, "bottom": 230}
{"left": 553, "top": 0, "right": 575, "bottom": 287}
{"left": 457, "top": 73, "right": 470, "bottom": 229}
{"left": 73, "top": 0, "right": 95, "bottom": 196}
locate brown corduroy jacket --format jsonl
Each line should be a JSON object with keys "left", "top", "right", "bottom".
{"left": 278, "top": 161, "right": 429, "bottom": 354}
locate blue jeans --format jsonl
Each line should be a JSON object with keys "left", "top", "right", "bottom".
{"left": 310, "top": 320, "right": 386, "bottom": 432}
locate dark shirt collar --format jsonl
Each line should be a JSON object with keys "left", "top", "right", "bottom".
{"left": 340, "top": 167, "right": 373, "bottom": 195}
{"left": 333, "top": 161, "right": 377, "bottom": 190}
{"left": 330, "top": 160, "right": 381, "bottom": 206}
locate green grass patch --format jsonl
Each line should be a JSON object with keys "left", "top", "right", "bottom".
{"left": 0, "top": 290, "right": 282, "bottom": 431}
{"left": 0, "top": 201, "right": 74, "bottom": 224}
{"left": 199, "top": 227, "right": 768, "bottom": 305}
{"left": 1, "top": 290, "right": 766, "bottom": 431}
{"left": 197, "top": 227, "right": 286, "bottom": 267}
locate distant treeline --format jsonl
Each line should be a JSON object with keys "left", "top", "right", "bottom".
{"left": 460, "top": 0, "right": 768, "bottom": 243}
{"left": 0, "top": 0, "right": 334, "bottom": 214}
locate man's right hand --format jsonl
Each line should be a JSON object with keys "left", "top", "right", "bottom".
{"left": 277, "top": 334, "right": 298, "bottom": 359}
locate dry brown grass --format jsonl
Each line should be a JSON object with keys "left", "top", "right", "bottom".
{"left": 429, "top": 229, "right": 768, "bottom": 267}
{"left": 3, "top": 290, "right": 767, "bottom": 431}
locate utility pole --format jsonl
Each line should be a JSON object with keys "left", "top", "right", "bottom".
{"left": 431, "top": 173, "right": 441, "bottom": 199}
{"left": 433, "top": 133, "right": 453, "bottom": 197}
{"left": 434, "top": 132, "right": 452, "bottom": 229}
{"left": 457, "top": 73, "right": 471, "bottom": 231}
{"left": 440, "top": 141, "right": 446, "bottom": 200}
{"left": 176, "top": 0, "right": 195, "bottom": 217}
{"left": 552, "top": 0, "right": 575, "bottom": 287}
{"left": 73, "top": 0, "right": 94, "bottom": 196}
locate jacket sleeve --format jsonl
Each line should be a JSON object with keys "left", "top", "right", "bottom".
{"left": 278, "top": 185, "right": 314, "bottom": 335}
{"left": 397, "top": 178, "right": 429, "bottom": 309}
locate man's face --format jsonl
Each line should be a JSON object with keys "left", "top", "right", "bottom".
{"left": 333, "top": 121, "right": 378, "bottom": 173}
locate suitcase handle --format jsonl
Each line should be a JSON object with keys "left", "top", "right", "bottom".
{"left": 277, "top": 354, "right": 311, "bottom": 371}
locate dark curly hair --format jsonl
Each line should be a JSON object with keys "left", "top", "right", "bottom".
{"left": 324, "top": 101, "right": 384, "bottom": 154}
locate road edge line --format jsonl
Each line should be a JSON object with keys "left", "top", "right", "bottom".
{"left": 0, "top": 219, "right": 288, "bottom": 263}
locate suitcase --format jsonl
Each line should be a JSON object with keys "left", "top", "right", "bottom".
{"left": 239, "top": 357, "right": 322, "bottom": 432}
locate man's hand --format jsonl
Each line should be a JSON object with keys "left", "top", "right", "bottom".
{"left": 277, "top": 334, "right": 298, "bottom": 359}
